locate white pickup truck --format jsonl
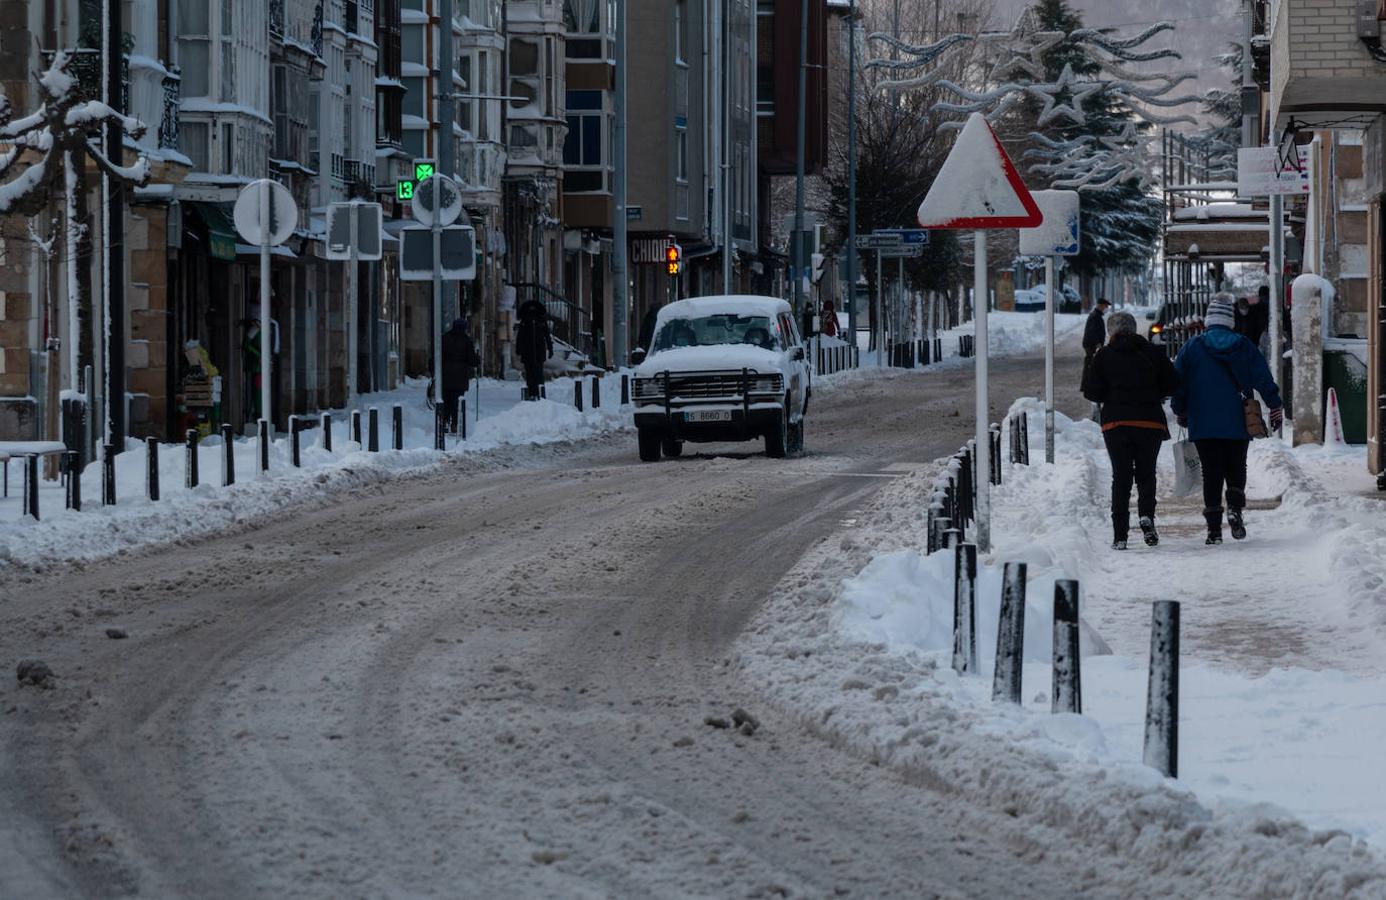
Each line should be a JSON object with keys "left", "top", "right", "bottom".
{"left": 630, "top": 296, "right": 812, "bottom": 461}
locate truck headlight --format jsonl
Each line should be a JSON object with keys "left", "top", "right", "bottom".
{"left": 750, "top": 375, "right": 783, "bottom": 394}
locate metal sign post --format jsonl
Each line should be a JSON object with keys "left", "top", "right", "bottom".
{"left": 917, "top": 113, "right": 1043, "bottom": 553}
{"left": 1019, "top": 190, "right": 1081, "bottom": 465}
{"left": 328, "top": 201, "right": 383, "bottom": 410}
{"left": 234, "top": 179, "right": 296, "bottom": 433}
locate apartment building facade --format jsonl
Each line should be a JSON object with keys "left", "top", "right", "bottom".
{"left": 1266, "top": 0, "right": 1386, "bottom": 473}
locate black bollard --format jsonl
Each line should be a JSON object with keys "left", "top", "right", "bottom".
{"left": 931, "top": 515, "right": 953, "bottom": 554}
{"left": 146, "top": 437, "right": 160, "bottom": 502}
{"left": 257, "top": 419, "right": 270, "bottom": 473}
{"left": 393, "top": 405, "right": 404, "bottom": 449}
{"left": 221, "top": 425, "right": 235, "bottom": 486}
{"left": 23, "top": 453, "right": 39, "bottom": 520}
{"left": 102, "top": 443, "right": 116, "bottom": 506}
{"left": 351, "top": 409, "right": 362, "bottom": 446}
{"left": 434, "top": 407, "right": 446, "bottom": 450}
{"left": 953, "top": 542, "right": 978, "bottom": 674}
{"left": 368, "top": 407, "right": 380, "bottom": 452}
{"left": 990, "top": 427, "right": 1002, "bottom": 486}
{"left": 1052, "top": 579, "right": 1082, "bottom": 714}
{"left": 186, "top": 429, "right": 200, "bottom": 488}
{"left": 993, "top": 562, "right": 1028, "bottom": 703}
{"left": 66, "top": 451, "right": 82, "bottom": 511}
{"left": 1143, "top": 600, "right": 1181, "bottom": 778}
{"left": 290, "top": 416, "right": 302, "bottom": 468}
{"left": 592, "top": 376, "right": 601, "bottom": 409}
{"left": 322, "top": 412, "right": 333, "bottom": 452}
{"left": 574, "top": 379, "right": 584, "bottom": 411}
{"left": 458, "top": 396, "right": 467, "bottom": 440}
{"left": 1019, "top": 412, "right": 1030, "bottom": 465}
{"left": 621, "top": 374, "right": 630, "bottom": 405}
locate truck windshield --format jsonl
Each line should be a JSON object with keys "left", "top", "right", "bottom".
{"left": 652, "top": 314, "right": 778, "bottom": 352}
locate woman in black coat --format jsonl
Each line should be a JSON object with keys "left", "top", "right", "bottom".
{"left": 1081, "top": 311, "right": 1180, "bottom": 549}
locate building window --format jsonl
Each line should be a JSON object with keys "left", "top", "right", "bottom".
{"left": 402, "top": 76, "right": 425, "bottom": 118}
{"left": 183, "top": 121, "right": 209, "bottom": 171}
{"left": 564, "top": 0, "right": 603, "bottom": 58}
{"left": 222, "top": 122, "right": 235, "bottom": 174}
{"left": 674, "top": 0, "right": 687, "bottom": 64}
{"left": 564, "top": 89, "right": 606, "bottom": 193}
{"left": 402, "top": 129, "right": 425, "bottom": 158}
{"left": 177, "top": 0, "right": 210, "bottom": 98}
{"left": 676, "top": 128, "right": 688, "bottom": 183}
{"left": 458, "top": 54, "right": 473, "bottom": 133}
{"left": 402, "top": 24, "right": 425, "bottom": 62}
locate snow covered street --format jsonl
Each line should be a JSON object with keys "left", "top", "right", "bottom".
{"left": 5, "top": 340, "right": 1386, "bottom": 898}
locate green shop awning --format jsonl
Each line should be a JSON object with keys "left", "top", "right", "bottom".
{"left": 187, "top": 202, "right": 239, "bottom": 262}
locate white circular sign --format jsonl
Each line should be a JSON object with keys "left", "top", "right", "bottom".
{"left": 412, "top": 175, "right": 463, "bottom": 228}
{"left": 234, "top": 179, "right": 298, "bottom": 246}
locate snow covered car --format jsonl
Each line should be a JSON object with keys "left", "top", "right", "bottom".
{"left": 630, "top": 296, "right": 811, "bottom": 461}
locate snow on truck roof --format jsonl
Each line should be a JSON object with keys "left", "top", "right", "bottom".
{"left": 654, "top": 295, "right": 791, "bottom": 325}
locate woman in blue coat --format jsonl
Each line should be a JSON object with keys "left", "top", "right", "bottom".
{"left": 1170, "top": 294, "right": 1284, "bottom": 544}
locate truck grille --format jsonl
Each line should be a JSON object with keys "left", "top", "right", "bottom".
{"left": 666, "top": 372, "right": 782, "bottom": 399}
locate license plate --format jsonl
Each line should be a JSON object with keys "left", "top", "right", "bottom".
{"left": 685, "top": 409, "right": 732, "bottom": 423}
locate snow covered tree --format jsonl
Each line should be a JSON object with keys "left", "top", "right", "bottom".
{"left": 0, "top": 51, "right": 150, "bottom": 381}
{"left": 1015, "top": 0, "right": 1165, "bottom": 283}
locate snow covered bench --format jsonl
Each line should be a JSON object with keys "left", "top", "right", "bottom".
{"left": 0, "top": 441, "right": 69, "bottom": 497}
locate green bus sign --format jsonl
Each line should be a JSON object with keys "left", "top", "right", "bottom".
{"left": 413, "top": 161, "right": 435, "bottom": 182}
{"left": 397, "top": 179, "right": 415, "bottom": 201}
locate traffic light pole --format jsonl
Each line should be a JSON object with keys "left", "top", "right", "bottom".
{"left": 791, "top": 0, "right": 808, "bottom": 315}
{"left": 846, "top": 2, "right": 858, "bottom": 343}
{"left": 612, "top": 0, "right": 629, "bottom": 365}
{"left": 432, "top": 177, "right": 443, "bottom": 407}
{"left": 347, "top": 205, "right": 359, "bottom": 410}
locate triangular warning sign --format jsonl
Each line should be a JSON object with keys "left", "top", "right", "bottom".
{"left": 917, "top": 113, "right": 1043, "bottom": 229}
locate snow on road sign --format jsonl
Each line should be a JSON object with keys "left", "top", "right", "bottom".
{"left": 917, "top": 113, "right": 1042, "bottom": 229}
{"left": 1018, "top": 190, "right": 1080, "bottom": 256}
{"left": 233, "top": 179, "right": 297, "bottom": 246}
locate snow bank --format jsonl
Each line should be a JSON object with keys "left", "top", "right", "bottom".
{"left": 739, "top": 401, "right": 1386, "bottom": 894}
{"left": 0, "top": 376, "right": 632, "bottom": 569}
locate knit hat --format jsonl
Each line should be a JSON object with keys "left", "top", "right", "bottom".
{"left": 1205, "top": 293, "right": 1237, "bottom": 331}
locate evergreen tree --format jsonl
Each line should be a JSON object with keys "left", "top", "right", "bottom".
{"left": 1016, "top": 0, "right": 1163, "bottom": 280}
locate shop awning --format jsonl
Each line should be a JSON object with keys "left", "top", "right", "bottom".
{"left": 186, "top": 202, "right": 239, "bottom": 262}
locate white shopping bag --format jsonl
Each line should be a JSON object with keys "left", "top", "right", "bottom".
{"left": 1172, "top": 432, "right": 1201, "bottom": 498}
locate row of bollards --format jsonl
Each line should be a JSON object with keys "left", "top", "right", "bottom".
{"left": 25, "top": 374, "right": 641, "bottom": 522}
{"left": 961, "top": 556, "right": 1180, "bottom": 778}
{"left": 958, "top": 335, "right": 976, "bottom": 358}
{"left": 815, "top": 343, "right": 860, "bottom": 374}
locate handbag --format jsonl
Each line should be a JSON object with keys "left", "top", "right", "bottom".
{"left": 1211, "top": 354, "right": 1268, "bottom": 439}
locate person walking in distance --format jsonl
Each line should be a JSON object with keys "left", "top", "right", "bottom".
{"left": 1082, "top": 311, "right": 1180, "bottom": 550}
{"left": 1235, "top": 286, "right": 1271, "bottom": 353}
{"left": 440, "top": 318, "right": 479, "bottom": 432}
{"left": 1082, "top": 297, "right": 1111, "bottom": 418}
{"left": 1171, "top": 293, "right": 1284, "bottom": 545}
{"left": 516, "top": 298, "right": 553, "bottom": 401}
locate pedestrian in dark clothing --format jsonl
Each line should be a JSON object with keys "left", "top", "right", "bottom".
{"left": 516, "top": 298, "right": 553, "bottom": 401}
{"left": 1082, "top": 311, "right": 1180, "bottom": 549}
{"left": 441, "top": 318, "right": 480, "bottom": 431}
{"left": 1235, "top": 286, "right": 1270, "bottom": 349}
{"left": 1082, "top": 298, "right": 1111, "bottom": 418}
{"left": 1171, "top": 293, "right": 1284, "bottom": 545}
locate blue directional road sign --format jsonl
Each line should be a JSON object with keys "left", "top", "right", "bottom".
{"left": 873, "top": 228, "right": 930, "bottom": 246}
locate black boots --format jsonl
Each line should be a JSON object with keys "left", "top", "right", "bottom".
{"left": 1204, "top": 507, "right": 1224, "bottom": 545}
{"left": 1139, "top": 516, "right": 1159, "bottom": 547}
{"left": 1228, "top": 508, "right": 1247, "bottom": 541}
{"left": 1112, "top": 511, "right": 1129, "bottom": 550}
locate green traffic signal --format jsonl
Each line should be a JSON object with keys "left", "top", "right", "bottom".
{"left": 414, "top": 162, "right": 435, "bottom": 182}
{"left": 397, "top": 180, "right": 415, "bottom": 201}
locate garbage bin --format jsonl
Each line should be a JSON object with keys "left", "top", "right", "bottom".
{"left": 1323, "top": 337, "right": 1369, "bottom": 444}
